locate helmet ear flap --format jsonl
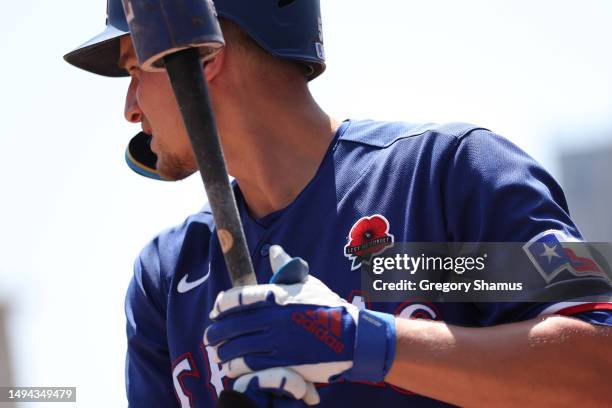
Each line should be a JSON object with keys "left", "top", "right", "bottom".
{"left": 125, "top": 132, "right": 163, "bottom": 180}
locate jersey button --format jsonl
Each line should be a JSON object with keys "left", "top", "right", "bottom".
{"left": 260, "top": 244, "right": 271, "bottom": 257}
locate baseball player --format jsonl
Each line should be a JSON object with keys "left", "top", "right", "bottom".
{"left": 64, "top": 0, "right": 612, "bottom": 406}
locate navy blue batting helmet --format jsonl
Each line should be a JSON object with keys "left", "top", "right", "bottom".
{"left": 64, "top": 0, "right": 326, "bottom": 180}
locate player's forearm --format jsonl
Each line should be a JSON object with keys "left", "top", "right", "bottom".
{"left": 385, "top": 315, "right": 612, "bottom": 407}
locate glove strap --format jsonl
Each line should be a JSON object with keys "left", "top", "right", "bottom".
{"left": 348, "top": 310, "right": 396, "bottom": 383}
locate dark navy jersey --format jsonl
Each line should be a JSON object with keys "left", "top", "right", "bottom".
{"left": 125, "top": 119, "right": 612, "bottom": 407}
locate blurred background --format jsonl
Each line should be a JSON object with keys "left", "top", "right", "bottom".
{"left": 0, "top": 0, "right": 611, "bottom": 406}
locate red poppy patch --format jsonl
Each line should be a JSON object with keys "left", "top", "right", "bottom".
{"left": 344, "top": 214, "right": 394, "bottom": 270}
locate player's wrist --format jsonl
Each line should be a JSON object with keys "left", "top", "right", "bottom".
{"left": 347, "top": 310, "right": 396, "bottom": 383}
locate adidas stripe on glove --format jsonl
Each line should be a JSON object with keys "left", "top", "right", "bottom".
{"left": 204, "top": 245, "right": 396, "bottom": 387}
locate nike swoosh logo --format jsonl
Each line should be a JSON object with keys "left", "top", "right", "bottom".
{"left": 177, "top": 264, "right": 211, "bottom": 294}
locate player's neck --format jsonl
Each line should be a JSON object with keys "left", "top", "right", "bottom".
{"left": 220, "top": 88, "right": 340, "bottom": 219}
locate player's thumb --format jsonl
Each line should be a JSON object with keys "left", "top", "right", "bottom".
{"left": 268, "top": 245, "right": 309, "bottom": 285}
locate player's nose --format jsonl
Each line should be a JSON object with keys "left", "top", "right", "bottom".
{"left": 124, "top": 77, "right": 142, "bottom": 124}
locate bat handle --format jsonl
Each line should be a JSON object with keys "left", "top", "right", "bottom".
{"left": 217, "top": 390, "right": 261, "bottom": 408}
{"left": 163, "top": 48, "right": 260, "bottom": 408}
{"left": 164, "top": 46, "right": 260, "bottom": 407}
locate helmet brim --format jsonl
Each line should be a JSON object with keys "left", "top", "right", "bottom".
{"left": 63, "top": 25, "right": 129, "bottom": 77}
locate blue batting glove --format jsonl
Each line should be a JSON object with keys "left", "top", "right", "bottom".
{"left": 204, "top": 246, "right": 396, "bottom": 384}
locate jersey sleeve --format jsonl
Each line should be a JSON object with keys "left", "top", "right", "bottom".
{"left": 125, "top": 239, "right": 176, "bottom": 406}
{"left": 442, "top": 128, "right": 612, "bottom": 326}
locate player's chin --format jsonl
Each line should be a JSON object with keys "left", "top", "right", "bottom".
{"left": 157, "top": 155, "right": 198, "bottom": 181}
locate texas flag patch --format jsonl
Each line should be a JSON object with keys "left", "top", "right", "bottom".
{"left": 523, "top": 230, "right": 606, "bottom": 284}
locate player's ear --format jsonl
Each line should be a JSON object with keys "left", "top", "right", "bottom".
{"left": 203, "top": 49, "right": 225, "bottom": 82}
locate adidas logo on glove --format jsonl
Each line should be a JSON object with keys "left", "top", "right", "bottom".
{"left": 292, "top": 309, "right": 345, "bottom": 354}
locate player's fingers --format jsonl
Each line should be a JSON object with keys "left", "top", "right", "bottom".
{"left": 210, "top": 285, "right": 281, "bottom": 320}
{"left": 302, "top": 380, "right": 321, "bottom": 406}
{"left": 222, "top": 357, "right": 252, "bottom": 378}
{"left": 204, "top": 309, "right": 268, "bottom": 346}
{"left": 290, "top": 361, "right": 354, "bottom": 384}
{"left": 222, "top": 350, "right": 300, "bottom": 379}
{"left": 206, "top": 341, "right": 223, "bottom": 364}
{"left": 233, "top": 367, "right": 311, "bottom": 401}
{"left": 215, "top": 332, "right": 274, "bottom": 363}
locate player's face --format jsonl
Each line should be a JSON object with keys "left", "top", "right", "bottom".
{"left": 119, "top": 36, "right": 198, "bottom": 181}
